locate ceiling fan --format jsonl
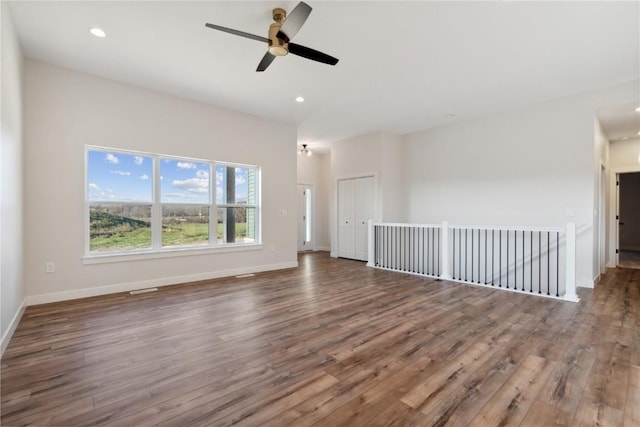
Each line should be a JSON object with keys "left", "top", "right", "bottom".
{"left": 205, "top": 1, "right": 339, "bottom": 72}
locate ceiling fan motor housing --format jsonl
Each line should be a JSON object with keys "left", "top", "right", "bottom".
{"left": 269, "top": 8, "right": 288, "bottom": 56}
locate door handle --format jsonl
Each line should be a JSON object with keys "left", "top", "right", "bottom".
{"left": 619, "top": 222, "right": 624, "bottom": 226}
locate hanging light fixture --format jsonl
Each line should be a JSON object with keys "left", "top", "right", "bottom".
{"left": 298, "top": 144, "right": 312, "bottom": 157}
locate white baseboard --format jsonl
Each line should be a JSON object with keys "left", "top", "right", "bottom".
{"left": 578, "top": 278, "right": 595, "bottom": 289}
{"left": 1, "top": 297, "right": 27, "bottom": 356}
{"left": 26, "top": 261, "right": 298, "bottom": 306}
{"left": 314, "top": 246, "right": 330, "bottom": 252}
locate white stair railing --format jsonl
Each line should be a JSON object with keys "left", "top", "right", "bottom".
{"left": 368, "top": 220, "right": 579, "bottom": 303}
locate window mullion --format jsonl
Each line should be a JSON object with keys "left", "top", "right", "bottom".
{"left": 151, "top": 156, "right": 162, "bottom": 249}
{"left": 210, "top": 162, "right": 217, "bottom": 247}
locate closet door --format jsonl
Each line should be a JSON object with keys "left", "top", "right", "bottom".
{"left": 354, "top": 176, "right": 374, "bottom": 261}
{"left": 338, "top": 179, "right": 355, "bottom": 259}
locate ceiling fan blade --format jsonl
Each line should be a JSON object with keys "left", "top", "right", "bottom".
{"left": 205, "top": 23, "right": 268, "bottom": 43}
{"left": 276, "top": 1, "right": 312, "bottom": 43}
{"left": 288, "top": 43, "right": 339, "bottom": 66}
{"left": 256, "top": 52, "right": 277, "bottom": 72}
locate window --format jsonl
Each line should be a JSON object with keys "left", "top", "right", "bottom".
{"left": 160, "top": 159, "right": 210, "bottom": 248}
{"left": 216, "top": 165, "right": 258, "bottom": 244}
{"left": 86, "top": 147, "right": 260, "bottom": 256}
{"left": 87, "top": 150, "right": 153, "bottom": 252}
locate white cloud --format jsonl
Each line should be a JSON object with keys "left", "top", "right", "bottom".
{"left": 235, "top": 175, "right": 246, "bottom": 185}
{"left": 196, "top": 170, "right": 209, "bottom": 179}
{"left": 139, "top": 174, "right": 149, "bottom": 180}
{"left": 172, "top": 178, "right": 209, "bottom": 193}
{"left": 105, "top": 153, "right": 119, "bottom": 164}
{"left": 110, "top": 170, "right": 131, "bottom": 176}
{"left": 134, "top": 156, "right": 144, "bottom": 165}
{"left": 88, "top": 183, "right": 100, "bottom": 191}
{"left": 177, "top": 161, "right": 196, "bottom": 169}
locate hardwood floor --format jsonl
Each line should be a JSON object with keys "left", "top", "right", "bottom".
{"left": 2, "top": 252, "right": 638, "bottom": 426}
{"left": 619, "top": 250, "right": 640, "bottom": 270}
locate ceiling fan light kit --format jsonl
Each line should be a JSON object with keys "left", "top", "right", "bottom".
{"left": 298, "top": 144, "right": 312, "bottom": 156}
{"left": 205, "top": 1, "right": 338, "bottom": 72}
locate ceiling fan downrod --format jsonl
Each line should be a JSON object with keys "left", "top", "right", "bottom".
{"left": 269, "top": 8, "right": 288, "bottom": 57}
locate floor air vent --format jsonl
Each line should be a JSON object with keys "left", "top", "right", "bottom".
{"left": 129, "top": 288, "right": 159, "bottom": 295}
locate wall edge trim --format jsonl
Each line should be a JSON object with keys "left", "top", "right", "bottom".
{"left": 1, "top": 297, "right": 27, "bottom": 356}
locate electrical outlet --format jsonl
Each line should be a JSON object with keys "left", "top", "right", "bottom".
{"left": 45, "top": 262, "right": 55, "bottom": 273}
{"left": 279, "top": 209, "right": 287, "bottom": 216}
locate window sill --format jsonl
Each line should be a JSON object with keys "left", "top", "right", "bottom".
{"left": 82, "top": 243, "right": 263, "bottom": 265}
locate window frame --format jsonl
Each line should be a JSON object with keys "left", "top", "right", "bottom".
{"left": 84, "top": 146, "right": 262, "bottom": 264}
{"left": 215, "top": 162, "right": 260, "bottom": 245}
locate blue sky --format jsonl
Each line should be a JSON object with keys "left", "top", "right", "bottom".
{"left": 87, "top": 151, "right": 153, "bottom": 202}
{"left": 87, "top": 150, "right": 250, "bottom": 204}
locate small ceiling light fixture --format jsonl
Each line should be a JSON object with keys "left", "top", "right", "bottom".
{"left": 635, "top": 106, "right": 640, "bottom": 112}
{"left": 298, "top": 144, "right": 312, "bottom": 157}
{"left": 296, "top": 96, "right": 304, "bottom": 103}
{"left": 89, "top": 27, "right": 106, "bottom": 38}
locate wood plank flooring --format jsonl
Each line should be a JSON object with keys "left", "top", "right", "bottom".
{"left": 2, "top": 252, "right": 639, "bottom": 426}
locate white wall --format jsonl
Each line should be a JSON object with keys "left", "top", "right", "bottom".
{"left": 403, "top": 81, "right": 638, "bottom": 288}
{"left": 329, "top": 131, "right": 405, "bottom": 256}
{"left": 23, "top": 60, "right": 298, "bottom": 303}
{"left": 610, "top": 137, "right": 640, "bottom": 169}
{"left": 1, "top": 3, "right": 26, "bottom": 353}
{"left": 297, "top": 151, "right": 330, "bottom": 250}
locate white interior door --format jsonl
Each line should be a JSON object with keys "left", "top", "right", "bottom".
{"left": 616, "top": 173, "right": 620, "bottom": 266}
{"left": 338, "top": 176, "right": 374, "bottom": 261}
{"left": 355, "top": 176, "right": 374, "bottom": 261}
{"left": 297, "top": 184, "right": 313, "bottom": 251}
{"left": 338, "top": 179, "right": 355, "bottom": 259}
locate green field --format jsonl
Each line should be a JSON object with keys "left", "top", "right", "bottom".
{"left": 89, "top": 210, "right": 248, "bottom": 251}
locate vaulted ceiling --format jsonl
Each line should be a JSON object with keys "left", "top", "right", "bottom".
{"left": 9, "top": 1, "right": 640, "bottom": 149}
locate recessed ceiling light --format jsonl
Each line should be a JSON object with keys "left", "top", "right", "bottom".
{"left": 621, "top": 136, "right": 629, "bottom": 140}
{"left": 295, "top": 96, "right": 304, "bottom": 103}
{"left": 445, "top": 113, "right": 456, "bottom": 119}
{"left": 89, "top": 27, "right": 106, "bottom": 38}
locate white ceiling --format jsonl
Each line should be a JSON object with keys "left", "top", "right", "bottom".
{"left": 597, "top": 103, "right": 640, "bottom": 142}
{"left": 8, "top": 1, "right": 640, "bottom": 150}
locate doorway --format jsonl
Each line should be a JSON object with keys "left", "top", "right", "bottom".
{"left": 617, "top": 172, "right": 640, "bottom": 269}
{"left": 297, "top": 184, "right": 313, "bottom": 252}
